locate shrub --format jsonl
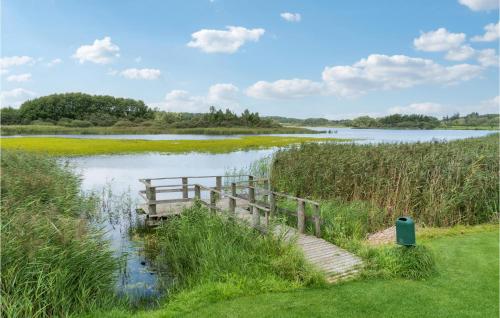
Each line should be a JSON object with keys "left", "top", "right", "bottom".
{"left": 113, "top": 120, "right": 137, "bottom": 127}
{"left": 68, "top": 119, "right": 93, "bottom": 127}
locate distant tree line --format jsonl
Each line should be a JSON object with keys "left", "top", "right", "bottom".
{"left": 268, "top": 113, "right": 498, "bottom": 129}
{"left": 0, "top": 93, "right": 278, "bottom": 128}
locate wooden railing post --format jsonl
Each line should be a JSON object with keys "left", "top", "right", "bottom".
{"left": 216, "top": 176, "right": 222, "bottom": 191}
{"left": 313, "top": 204, "right": 321, "bottom": 238}
{"left": 182, "top": 177, "right": 188, "bottom": 199}
{"left": 248, "top": 175, "right": 255, "bottom": 205}
{"left": 145, "top": 179, "right": 156, "bottom": 216}
{"left": 194, "top": 184, "right": 201, "bottom": 200}
{"left": 210, "top": 190, "right": 216, "bottom": 213}
{"left": 263, "top": 179, "right": 269, "bottom": 205}
{"left": 297, "top": 200, "right": 305, "bottom": 234}
{"left": 252, "top": 206, "right": 260, "bottom": 227}
{"left": 229, "top": 182, "right": 236, "bottom": 213}
{"left": 269, "top": 192, "right": 276, "bottom": 217}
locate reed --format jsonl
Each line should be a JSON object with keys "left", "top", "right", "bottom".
{"left": 271, "top": 134, "right": 499, "bottom": 226}
{"left": 0, "top": 151, "right": 118, "bottom": 318}
{"left": 147, "top": 203, "right": 324, "bottom": 295}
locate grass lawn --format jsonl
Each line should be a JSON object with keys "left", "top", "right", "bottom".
{"left": 180, "top": 229, "right": 499, "bottom": 318}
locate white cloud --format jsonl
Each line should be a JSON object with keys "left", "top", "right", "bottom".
{"left": 472, "top": 22, "right": 500, "bottom": 42}
{"left": 0, "top": 56, "right": 35, "bottom": 69}
{"left": 120, "top": 68, "right": 161, "bottom": 80}
{"left": 0, "top": 88, "right": 36, "bottom": 107}
{"left": 458, "top": 0, "right": 499, "bottom": 11}
{"left": 445, "top": 45, "right": 476, "bottom": 61}
{"left": 187, "top": 26, "right": 265, "bottom": 53}
{"left": 246, "top": 79, "right": 323, "bottom": 99}
{"left": 477, "top": 95, "right": 499, "bottom": 113}
{"left": 388, "top": 102, "right": 444, "bottom": 115}
{"left": 280, "top": 12, "right": 301, "bottom": 22}
{"left": 1, "top": 69, "right": 9, "bottom": 75}
{"left": 477, "top": 48, "right": 499, "bottom": 66}
{"left": 47, "top": 58, "right": 62, "bottom": 67}
{"left": 322, "top": 54, "right": 483, "bottom": 97}
{"left": 156, "top": 83, "right": 240, "bottom": 112}
{"left": 7, "top": 73, "right": 32, "bottom": 82}
{"left": 207, "top": 83, "right": 239, "bottom": 102}
{"left": 72, "top": 36, "right": 120, "bottom": 64}
{"left": 414, "top": 28, "right": 466, "bottom": 52}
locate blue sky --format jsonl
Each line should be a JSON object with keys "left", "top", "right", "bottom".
{"left": 1, "top": 0, "right": 499, "bottom": 118}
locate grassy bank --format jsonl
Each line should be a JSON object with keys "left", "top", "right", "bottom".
{"left": 1, "top": 125, "right": 318, "bottom": 136}
{"left": 85, "top": 204, "right": 324, "bottom": 317}
{"left": 180, "top": 228, "right": 498, "bottom": 318}
{"left": 1, "top": 136, "right": 346, "bottom": 156}
{"left": 271, "top": 135, "right": 499, "bottom": 226}
{"left": 1, "top": 151, "right": 117, "bottom": 317}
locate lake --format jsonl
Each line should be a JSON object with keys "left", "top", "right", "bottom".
{"left": 66, "top": 128, "right": 495, "bottom": 300}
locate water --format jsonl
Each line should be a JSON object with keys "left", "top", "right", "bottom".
{"left": 72, "top": 150, "right": 274, "bottom": 300}
{"left": 67, "top": 128, "right": 495, "bottom": 300}
{"left": 6, "top": 127, "right": 495, "bottom": 142}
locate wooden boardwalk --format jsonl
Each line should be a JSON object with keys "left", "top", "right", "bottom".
{"left": 137, "top": 175, "right": 363, "bottom": 283}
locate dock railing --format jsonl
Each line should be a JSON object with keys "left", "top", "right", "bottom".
{"left": 139, "top": 175, "right": 321, "bottom": 237}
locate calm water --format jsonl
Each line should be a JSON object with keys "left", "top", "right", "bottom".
{"left": 72, "top": 150, "right": 273, "bottom": 299}
{"left": 67, "top": 128, "right": 495, "bottom": 300}
{"left": 7, "top": 127, "right": 495, "bottom": 142}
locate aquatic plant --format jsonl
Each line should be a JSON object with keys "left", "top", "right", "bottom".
{"left": 271, "top": 134, "right": 499, "bottom": 226}
{"left": 0, "top": 136, "right": 345, "bottom": 156}
{"left": 0, "top": 151, "right": 118, "bottom": 318}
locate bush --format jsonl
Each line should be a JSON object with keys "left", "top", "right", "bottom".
{"left": 68, "top": 119, "right": 93, "bottom": 127}
{"left": 1, "top": 151, "right": 117, "bottom": 318}
{"left": 113, "top": 120, "right": 137, "bottom": 127}
{"left": 30, "top": 119, "right": 55, "bottom": 126}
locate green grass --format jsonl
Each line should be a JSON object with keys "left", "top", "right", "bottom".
{"left": 0, "top": 136, "right": 347, "bottom": 156}
{"left": 83, "top": 204, "right": 324, "bottom": 318}
{"left": 0, "top": 151, "right": 118, "bottom": 318}
{"left": 1, "top": 124, "right": 319, "bottom": 136}
{"left": 168, "top": 229, "right": 500, "bottom": 318}
{"left": 271, "top": 134, "right": 499, "bottom": 227}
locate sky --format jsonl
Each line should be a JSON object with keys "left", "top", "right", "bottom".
{"left": 1, "top": 0, "right": 499, "bottom": 119}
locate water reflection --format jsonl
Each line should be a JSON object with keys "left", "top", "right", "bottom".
{"left": 74, "top": 150, "right": 274, "bottom": 300}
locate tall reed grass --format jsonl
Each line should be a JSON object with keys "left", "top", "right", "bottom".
{"left": 1, "top": 151, "right": 118, "bottom": 317}
{"left": 146, "top": 203, "right": 323, "bottom": 296}
{"left": 271, "top": 135, "right": 499, "bottom": 226}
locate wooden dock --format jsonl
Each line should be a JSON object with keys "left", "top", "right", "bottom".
{"left": 137, "top": 175, "right": 363, "bottom": 283}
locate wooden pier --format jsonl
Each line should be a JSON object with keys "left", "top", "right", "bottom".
{"left": 137, "top": 175, "right": 363, "bottom": 283}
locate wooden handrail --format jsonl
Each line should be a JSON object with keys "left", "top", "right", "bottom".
{"left": 139, "top": 175, "right": 321, "bottom": 237}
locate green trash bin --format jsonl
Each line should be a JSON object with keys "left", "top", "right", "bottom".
{"left": 396, "top": 216, "right": 416, "bottom": 246}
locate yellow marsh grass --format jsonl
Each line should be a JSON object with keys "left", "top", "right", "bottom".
{"left": 0, "top": 136, "right": 346, "bottom": 156}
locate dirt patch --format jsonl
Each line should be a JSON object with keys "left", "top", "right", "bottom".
{"left": 367, "top": 226, "right": 396, "bottom": 246}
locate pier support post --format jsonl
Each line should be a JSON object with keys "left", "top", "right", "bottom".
{"left": 210, "top": 190, "right": 216, "bottom": 213}
{"left": 263, "top": 179, "right": 269, "bottom": 205}
{"left": 229, "top": 182, "right": 236, "bottom": 213}
{"left": 269, "top": 192, "right": 276, "bottom": 217}
{"left": 182, "top": 177, "right": 188, "bottom": 199}
{"left": 252, "top": 206, "right": 260, "bottom": 227}
{"left": 194, "top": 184, "right": 201, "bottom": 200}
{"left": 313, "top": 204, "right": 321, "bottom": 238}
{"left": 248, "top": 175, "right": 255, "bottom": 208}
{"left": 145, "top": 179, "right": 156, "bottom": 216}
{"left": 297, "top": 200, "right": 305, "bottom": 234}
